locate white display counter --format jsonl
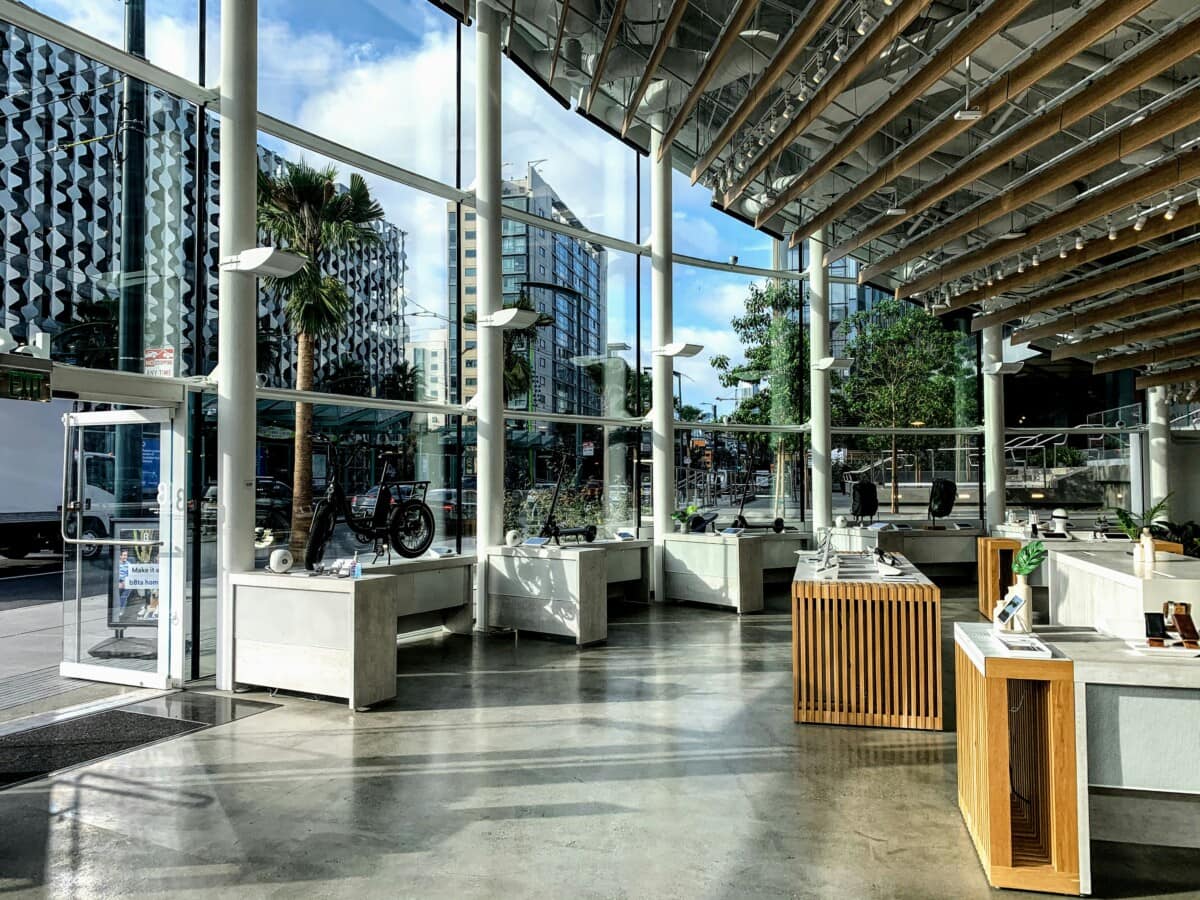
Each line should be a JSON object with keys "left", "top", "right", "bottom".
{"left": 955, "top": 622, "right": 1200, "bottom": 895}
{"left": 829, "top": 524, "right": 980, "bottom": 567}
{"left": 367, "top": 554, "right": 474, "bottom": 633}
{"left": 485, "top": 544, "right": 609, "bottom": 645}
{"left": 1046, "top": 548, "right": 1200, "bottom": 639}
{"left": 231, "top": 571, "right": 398, "bottom": 710}
{"left": 661, "top": 532, "right": 764, "bottom": 614}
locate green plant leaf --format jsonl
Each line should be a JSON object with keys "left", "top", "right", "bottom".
{"left": 1012, "top": 539, "right": 1047, "bottom": 576}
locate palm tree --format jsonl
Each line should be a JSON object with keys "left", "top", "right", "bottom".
{"left": 379, "top": 359, "right": 422, "bottom": 401}
{"left": 257, "top": 160, "right": 384, "bottom": 552}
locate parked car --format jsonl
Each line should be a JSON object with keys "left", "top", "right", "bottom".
{"left": 201, "top": 477, "right": 292, "bottom": 535}
{"left": 427, "top": 488, "right": 477, "bottom": 533}
{"left": 349, "top": 483, "right": 415, "bottom": 518}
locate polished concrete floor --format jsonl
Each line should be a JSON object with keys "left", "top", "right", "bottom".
{"left": 0, "top": 584, "right": 1194, "bottom": 898}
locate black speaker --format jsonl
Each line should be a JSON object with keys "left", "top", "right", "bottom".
{"left": 928, "top": 478, "right": 957, "bottom": 520}
{"left": 851, "top": 479, "right": 878, "bottom": 519}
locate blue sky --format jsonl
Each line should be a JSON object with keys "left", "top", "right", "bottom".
{"left": 29, "top": 0, "right": 778, "bottom": 411}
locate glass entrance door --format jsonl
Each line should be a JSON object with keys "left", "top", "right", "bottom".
{"left": 60, "top": 408, "right": 185, "bottom": 688}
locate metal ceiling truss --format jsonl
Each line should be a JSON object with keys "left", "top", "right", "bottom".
{"left": 1050, "top": 307, "right": 1200, "bottom": 360}
{"left": 1093, "top": 334, "right": 1200, "bottom": 374}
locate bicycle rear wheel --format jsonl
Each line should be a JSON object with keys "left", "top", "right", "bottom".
{"left": 304, "top": 501, "right": 336, "bottom": 570}
{"left": 389, "top": 499, "right": 435, "bottom": 558}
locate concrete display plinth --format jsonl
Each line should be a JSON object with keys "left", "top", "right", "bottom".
{"left": 662, "top": 532, "right": 764, "bottom": 614}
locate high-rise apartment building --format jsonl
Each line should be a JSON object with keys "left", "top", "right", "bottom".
{"left": 448, "top": 165, "right": 607, "bottom": 416}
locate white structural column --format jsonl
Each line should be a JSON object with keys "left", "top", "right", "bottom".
{"left": 474, "top": 0, "right": 504, "bottom": 629}
{"left": 215, "top": 0, "right": 257, "bottom": 691}
{"left": 650, "top": 115, "right": 674, "bottom": 597}
{"left": 808, "top": 229, "right": 831, "bottom": 530}
{"left": 982, "top": 325, "right": 1006, "bottom": 529}
{"left": 1147, "top": 385, "right": 1170, "bottom": 516}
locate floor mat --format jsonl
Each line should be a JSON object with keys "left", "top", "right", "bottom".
{"left": 0, "top": 708, "right": 203, "bottom": 789}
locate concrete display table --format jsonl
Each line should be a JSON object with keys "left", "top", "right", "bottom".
{"left": 955, "top": 622, "right": 1200, "bottom": 895}
{"left": 830, "top": 524, "right": 980, "bottom": 570}
{"left": 367, "top": 555, "right": 474, "bottom": 633}
{"left": 593, "top": 538, "right": 652, "bottom": 602}
{"left": 1045, "top": 548, "right": 1200, "bottom": 640}
{"left": 662, "top": 532, "right": 764, "bottom": 614}
{"left": 485, "top": 545, "right": 608, "bottom": 645}
{"left": 758, "top": 531, "right": 811, "bottom": 574}
{"left": 231, "top": 571, "right": 397, "bottom": 710}
{"left": 792, "top": 551, "right": 942, "bottom": 730}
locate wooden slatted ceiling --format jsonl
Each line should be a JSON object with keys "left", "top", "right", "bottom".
{"left": 689, "top": 0, "right": 843, "bottom": 185}
{"left": 1012, "top": 280, "right": 1200, "bottom": 344}
{"left": 901, "top": 147, "right": 1200, "bottom": 303}
{"left": 1093, "top": 334, "right": 1200, "bottom": 374}
{"left": 935, "top": 202, "right": 1200, "bottom": 316}
{"left": 971, "top": 241, "right": 1200, "bottom": 332}
{"left": 825, "top": 8, "right": 1200, "bottom": 264}
{"left": 583, "top": 0, "right": 629, "bottom": 114}
{"left": 1137, "top": 362, "right": 1200, "bottom": 388}
{"left": 875, "top": 89, "right": 1200, "bottom": 290}
{"left": 1049, "top": 312, "right": 1200, "bottom": 360}
{"left": 621, "top": 1, "right": 690, "bottom": 136}
{"left": 762, "top": 0, "right": 1039, "bottom": 233}
{"left": 720, "top": 0, "right": 936, "bottom": 208}
{"left": 657, "top": 0, "right": 762, "bottom": 160}
{"left": 793, "top": 0, "right": 1163, "bottom": 252}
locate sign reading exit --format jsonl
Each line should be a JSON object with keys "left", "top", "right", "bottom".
{"left": 0, "top": 353, "right": 51, "bottom": 402}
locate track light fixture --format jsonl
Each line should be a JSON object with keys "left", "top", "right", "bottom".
{"left": 985, "top": 270, "right": 994, "bottom": 287}
{"left": 833, "top": 34, "right": 849, "bottom": 63}
{"left": 1017, "top": 255, "right": 1025, "bottom": 274}
{"left": 996, "top": 266, "right": 1004, "bottom": 282}
{"left": 882, "top": 0, "right": 892, "bottom": 6}
{"left": 856, "top": 7, "right": 874, "bottom": 35}
{"left": 1106, "top": 214, "right": 1117, "bottom": 240}
{"left": 1165, "top": 195, "right": 1180, "bottom": 220}
{"left": 1031, "top": 247, "right": 1040, "bottom": 267}
{"left": 1058, "top": 238, "right": 1068, "bottom": 259}
{"left": 1074, "top": 231, "right": 1085, "bottom": 251}
{"left": 1134, "top": 204, "right": 1148, "bottom": 231}
{"left": 812, "top": 61, "right": 827, "bottom": 84}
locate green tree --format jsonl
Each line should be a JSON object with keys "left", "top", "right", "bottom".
{"left": 379, "top": 358, "right": 422, "bottom": 401}
{"left": 837, "top": 298, "right": 959, "bottom": 513}
{"left": 710, "top": 280, "right": 806, "bottom": 512}
{"left": 257, "top": 160, "right": 384, "bottom": 552}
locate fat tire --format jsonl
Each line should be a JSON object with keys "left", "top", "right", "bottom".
{"left": 389, "top": 499, "right": 435, "bottom": 559}
{"left": 305, "top": 502, "right": 336, "bottom": 570}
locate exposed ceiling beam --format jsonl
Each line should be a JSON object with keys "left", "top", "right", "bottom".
{"left": 657, "top": 0, "right": 762, "bottom": 160}
{"left": 621, "top": 1, "right": 690, "bottom": 137}
{"left": 1094, "top": 335, "right": 1200, "bottom": 374}
{"left": 547, "top": 0, "right": 571, "bottom": 83}
{"left": 760, "top": 0, "right": 1039, "bottom": 234}
{"left": 1136, "top": 362, "right": 1200, "bottom": 388}
{"left": 583, "top": 0, "right": 630, "bottom": 114}
{"left": 973, "top": 241, "right": 1200, "bottom": 331}
{"left": 900, "top": 147, "right": 1200, "bottom": 300}
{"left": 936, "top": 202, "right": 1200, "bottom": 315}
{"left": 1011, "top": 279, "right": 1200, "bottom": 343}
{"left": 804, "top": 0, "right": 1167, "bottom": 253}
{"left": 1050, "top": 311, "right": 1200, "bottom": 360}
{"left": 823, "top": 6, "right": 1200, "bottom": 263}
{"left": 720, "top": 0, "right": 934, "bottom": 207}
{"left": 689, "top": 0, "right": 842, "bottom": 185}
{"left": 868, "top": 89, "right": 1200, "bottom": 289}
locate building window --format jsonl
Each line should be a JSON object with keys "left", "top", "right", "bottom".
{"left": 466, "top": 267, "right": 476, "bottom": 276}
{"left": 466, "top": 378, "right": 477, "bottom": 386}
{"left": 465, "top": 249, "right": 476, "bottom": 258}
{"left": 465, "top": 359, "right": 477, "bottom": 368}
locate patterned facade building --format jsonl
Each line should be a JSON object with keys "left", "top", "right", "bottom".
{"left": 0, "top": 22, "right": 406, "bottom": 392}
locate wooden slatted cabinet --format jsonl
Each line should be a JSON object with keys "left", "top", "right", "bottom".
{"left": 791, "top": 553, "right": 942, "bottom": 731}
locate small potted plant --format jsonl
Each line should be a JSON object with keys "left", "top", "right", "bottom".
{"left": 1111, "top": 495, "right": 1172, "bottom": 562}
{"left": 996, "top": 539, "right": 1047, "bottom": 633}
{"left": 671, "top": 504, "right": 700, "bottom": 532}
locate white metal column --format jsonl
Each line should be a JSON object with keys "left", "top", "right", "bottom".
{"left": 215, "top": 0, "right": 257, "bottom": 691}
{"left": 1147, "top": 384, "right": 1170, "bottom": 516}
{"left": 474, "top": 0, "right": 504, "bottom": 629}
{"left": 650, "top": 115, "right": 674, "bottom": 597}
{"left": 808, "top": 229, "right": 831, "bottom": 530}
{"left": 982, "top": 325, "right": 1006, "bottom": 529}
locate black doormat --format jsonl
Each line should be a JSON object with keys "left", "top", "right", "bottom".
{"left": 0, "top": 709, "right": 203, "bottom": 789}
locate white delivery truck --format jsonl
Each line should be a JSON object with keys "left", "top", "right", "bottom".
{"left": 0, "top": 400, "right": 115, "bottom": 559}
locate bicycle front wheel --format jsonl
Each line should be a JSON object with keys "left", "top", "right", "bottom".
{"left": 389, "top": 499, "right": 435, "bottom": 559}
